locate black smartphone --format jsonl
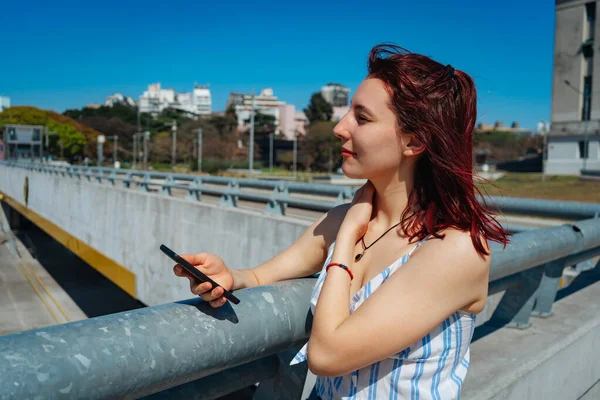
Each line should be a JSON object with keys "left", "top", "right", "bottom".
{"left": 160, "top": 244, "right": 240, "bottom": 305}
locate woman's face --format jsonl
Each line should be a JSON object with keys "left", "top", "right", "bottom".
{"left": 333, "top": 78, "right": 406, "bottom": 180}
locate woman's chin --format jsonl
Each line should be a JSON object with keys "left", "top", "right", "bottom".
{"left": 341, "top": 163, "right": 365, "bottom": 180}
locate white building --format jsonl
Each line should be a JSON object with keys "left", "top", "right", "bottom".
{"left": 227, "top": 88, "right": 284, "bottom": 130}
{"left": 321, "top": 83, "right": 350, "bottom": 107}
{"left": 139, "top": 83, "right": 212, "bottom": 116}
{"left": 0, "top": 96, "right": 10, "bottom": 112}
{"left": 105, "top": 93, "right": 137, "bottom": 107}
{"left": 548, "top": 1, "right": 600, "bottom": 174}
{"left": 227, "top": 88, "right": 308, "bottom": 140}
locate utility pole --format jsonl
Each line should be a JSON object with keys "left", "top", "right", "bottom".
{"left": 142, "top": 131, "right": 149, "bottom": 169}
{"left": 112, "top": 135, "right": 118, "bottom": 165}
{"left": 269, "top": 130, "right": 274, "bottom": 173}
{"left": 133, "top": 133, "right": 138, "bottom": 169}
{"left": 197, "top": 128, "right": 203, "bottom": 173}
{"left": 135, "top": 105, "right": 141, "bottom": 169}
{"left": 171, "top": 119, "right": 177, "bottom": 171}
{"left": 249, "top": 89, "right": 255, "bottom": 177}
{"left": 293, "top": 131, "right": 298, "bottom": 180}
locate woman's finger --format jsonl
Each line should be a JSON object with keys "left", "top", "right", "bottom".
{"left": 209, "top": 297, "right": 228, "bottom": 308}
{"left": 199, "top": 285, "right": 223, "bottom": 301}
{"left": 192, "top": 281, "right": 212, "bottom": 295}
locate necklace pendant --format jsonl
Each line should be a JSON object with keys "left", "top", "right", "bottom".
{"left": 354, "top": 253, "right": 363, "bottom": 262}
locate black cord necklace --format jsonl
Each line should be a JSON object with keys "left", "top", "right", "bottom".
{"left": 354, "top": 221, "right": 402, "bottom": 262}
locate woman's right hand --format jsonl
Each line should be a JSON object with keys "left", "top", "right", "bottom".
{"left": 173, "top": 253, "right": 234, "bottom": 308}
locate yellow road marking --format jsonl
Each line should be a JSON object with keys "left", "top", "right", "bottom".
{"left": 0, "top": 192, "right": 136, "bottom": 297}
{"left": 16, "top": 262, "right": 61, "bottom": 324}
{"left": 21, "top": 258, "right": 71, "bottom": 322}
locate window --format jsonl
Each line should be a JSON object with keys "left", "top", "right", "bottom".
{"left": 7, "top": 128, "right": 16, "bottom": 141}
{"left": 579, "top": 141, "right": 589, "bottom": 159}
{"left": 582, "top": 76, "right": 593, "bottom": 121}
{"left": 32, "top": 129, "right": 41, "bottom": 141}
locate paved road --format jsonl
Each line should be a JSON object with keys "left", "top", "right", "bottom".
{"left": 0, "top": 230, "right": 87, "bottom": 335}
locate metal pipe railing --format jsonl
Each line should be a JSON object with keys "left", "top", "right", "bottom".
{"left": 0, "top": 280, "right": 315, "bottom": 399}
{"left": 0, "top": 219, "right": 599, "bottom": 398}
{"left": 4, "top": 161, "right": 600, "bottom": 220}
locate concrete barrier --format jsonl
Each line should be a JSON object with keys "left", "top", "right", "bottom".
{"left": 463, "top": 273, "right": 600, "bottom": 400}
{"left": 0, "top": 166, "right": 310, "bottom": 306}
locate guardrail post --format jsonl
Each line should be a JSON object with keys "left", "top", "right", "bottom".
{"left": 270, "top": 183, "right": 288, "bottom": 215}
{"left": 122, "top": 172, "right": 132, "bottom": 188}
{"left": 530, "top": 259, "right": 566, "bottom": 318}
{"left": 264, "top": 199, "right": 285, "bottom": 216}
{"left": 95, "top": 169, "right": 104, "bottom": 183}
{"left": 253, "top": 345, "right": 309, "bottom": 400}
{"left": 161, "top": 175, "right": 173, "bottom": 196}
{"left": 220, "top": 190, "right": 238, "bottom": 208}
{"left": 107, "top": 170, "right": 118, "bottom": 185}
{"left": 488, "top": 266, "right": 545, "bottom": 329}
{"left": 227, "top": 179, "right": 241, "bottom": 207}
{"left": 138, "top": 173, "right": 151, "bottom": 192}
{"left": 186, "top": 177, "right": 202, "bottom": 201}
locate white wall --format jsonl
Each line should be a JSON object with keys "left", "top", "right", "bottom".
{"left": 0, "top": 166, "right": 311, "bottom": 306}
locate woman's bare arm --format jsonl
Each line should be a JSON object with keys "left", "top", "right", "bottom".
{"left": 231, "top": 204, "right": 349, "bottom": 290}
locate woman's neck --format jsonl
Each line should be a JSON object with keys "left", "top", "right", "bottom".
{"left": 369, "top": 172, "right": 413, "bottom": 231}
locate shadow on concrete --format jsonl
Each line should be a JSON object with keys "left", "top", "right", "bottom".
{"left": 13, "top": 214, "right": 146, "bottom": 318}
{"left": 473, "top": 260, "right": 600, "bottom": 343}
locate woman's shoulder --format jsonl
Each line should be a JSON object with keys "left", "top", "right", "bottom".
{"left": 423, "top": 227, "right": 492, "bottom": 271}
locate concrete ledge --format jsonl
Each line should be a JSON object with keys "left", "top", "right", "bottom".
{"left": 463, "top": 279, "right": 600, "bottom": 400}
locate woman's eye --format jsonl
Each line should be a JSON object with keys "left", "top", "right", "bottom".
{"left": 357, "top": 115, "right": 369, "bottom": 124}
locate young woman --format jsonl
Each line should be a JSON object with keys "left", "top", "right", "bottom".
{"left": 174, "top": 44, "right": 509, "bottom": 399}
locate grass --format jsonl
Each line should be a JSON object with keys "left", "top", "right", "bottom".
{"left": 477, "top": 173, "right": 600, "bottom": 203}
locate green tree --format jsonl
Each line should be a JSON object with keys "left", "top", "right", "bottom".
{"left": 244, "top": 112, "right": 277, "bottom": 135}
{"left": 47, "top": 120, "right": 87, "bottom": 158}
{"left": 299, "top": 121, "right": 340, "bottom": 172}
{"left": 304, "top": 93, "right": 333, "bottom": 124}
{"left": 0, "top": 106, "right": 93, "bottom": 159}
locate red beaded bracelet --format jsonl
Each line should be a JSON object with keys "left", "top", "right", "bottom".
{"left": 325, "top": 262, "right": 354, "bottom": 280}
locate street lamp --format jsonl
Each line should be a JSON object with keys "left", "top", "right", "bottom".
{"left": 97, "top": 134, "right": 106, "bottom": 166}
{"left": 538, "top": 121, "right": 549, "bottom": 181}
{"left": 249, "top": 90, "right": 255, "bottom": 177}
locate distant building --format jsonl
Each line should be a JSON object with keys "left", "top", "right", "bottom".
{"left": 321, "top": 83, "right": 350, "bottom": 107}
{"left": 0, "top": 96, "right": 10, "bottom": 112}
{"left": 278, "top": 105, "right": 308, "bottom": 140}
{"left": 549, "top": 0, "right": 600, "bottom": 174}
{"left": 139, "top": 83, "right": 212, "bottom": 116}
{"left": 105, "top": 93, "right": 137, "bottom": 108}
{"left": 227, "top": 88, "right": 308, "bottom": 140}
{"left": 332, "top": 106, "right": 350, "bottom": 122}
{"left": 475, "top": 121, "right": 531, "bottom": 135}
{"left": 2, "top": 124, "right": 44, "bottom": 161}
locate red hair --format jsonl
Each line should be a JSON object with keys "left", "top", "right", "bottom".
{"left": 367, "top": 44, "right": 509, "bottom": 256}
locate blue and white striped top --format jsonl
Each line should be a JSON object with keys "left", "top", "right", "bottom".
{"left": 290, "top": 236, "right": 476, "bottom": 400}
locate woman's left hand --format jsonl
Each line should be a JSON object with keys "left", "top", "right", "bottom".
{"left": 337, "top": 181, "right": 375, "bottom": 242}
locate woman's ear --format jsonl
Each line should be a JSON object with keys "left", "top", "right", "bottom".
{"left": 402, "top": 134, "right": 426, "bottom": 157}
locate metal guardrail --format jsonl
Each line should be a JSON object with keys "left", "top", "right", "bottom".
{"left": 0, "top": 218, "right": 598, "bottom": 399}
{"left": 3, "top": 161, "right": 600, "bottom": 220}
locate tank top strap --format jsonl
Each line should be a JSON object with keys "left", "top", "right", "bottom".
{"left": 406, "top": 234, "right": 433, "bottom": 257}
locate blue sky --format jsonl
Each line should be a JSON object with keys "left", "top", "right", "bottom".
{"left": 1, "top": 0, "right": 554, "bottom": 132}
